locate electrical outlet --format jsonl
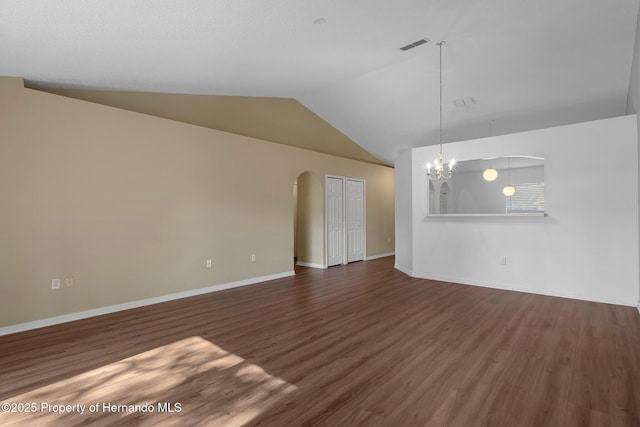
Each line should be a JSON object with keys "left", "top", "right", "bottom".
{"left": 501, "top": 257, "right": 507, "bottom": 265}
{"left": 387, "top": 237, "right": 391, "bottom": 243}
{"left": 65, "top": 277, "right": 74, "bottom": 288}
{"left": 251, "top": 254, "right": 256, "bottom": 262}
{"left": 51, "top": 279, "right": 60, "bottom": 289}
{"left": 206, "top": 259, "right": 212, "bottom": 268}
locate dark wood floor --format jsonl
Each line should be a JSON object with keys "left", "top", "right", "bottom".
{"left": 1, "top": 256, "right": 639, "bottom": 426}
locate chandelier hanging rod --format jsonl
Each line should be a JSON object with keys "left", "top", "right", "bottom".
{"left": 427, "top": 41, "right": 455, "bottom": 181}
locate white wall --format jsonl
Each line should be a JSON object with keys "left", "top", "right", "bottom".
{"left": 394, "top": 150, "right": 413, "bottom": 275}
{"left": 626, "top": 4, "right": 640, "bottom": 310}
{"left": 397, "top": 115, "right": 639, "bottom": 307}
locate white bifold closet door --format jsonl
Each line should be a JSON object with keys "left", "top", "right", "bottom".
{"left": 327, "top": 176, "right": 345, "bottom": 267}
{"left": 346, "top": 179, "right": 365, "bottom": 263}
{"left": 326, "top": 176, "right": 365, "bottom": 267}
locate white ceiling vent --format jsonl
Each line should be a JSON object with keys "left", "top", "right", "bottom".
{"left": 453, "top": 97, "right": 477, "bottom": 107}
{"left": 400, "top": 38, "right": 429, "bottom": 51}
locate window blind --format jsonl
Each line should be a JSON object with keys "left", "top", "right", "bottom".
{"left": 507, "top": 182, "right": 545, "bottom": 213}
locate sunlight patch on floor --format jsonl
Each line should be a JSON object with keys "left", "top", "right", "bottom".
{"left": 1, "top": 336, "right": 297, "bottom": 426}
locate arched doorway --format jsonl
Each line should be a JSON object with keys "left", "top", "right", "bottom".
{"left": 439, "top": 182, "right": 450, "bottom": 214}
{"left": 294, "top": 172, "right": 324, "bottom": 268}
{"left": 428, "top": 181, "right": 435, "bottom": 214}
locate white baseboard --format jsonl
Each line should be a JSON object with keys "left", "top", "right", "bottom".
{"left": 297, "top": 254, "right": 394, "bottom": 268}
{"left": 365, "top": 252, "right": 395, "bottom": 261}
{"left": 394, "top": 264, "right": 413, "bottom": 276}
{"left": 0, "top": 270, "right": 295, "bottom": 337}
{"left": 413, "top": 272, "right": 637, "bottom": 308}
{"left": 296, "top": 261, "right": 326, "bottom": 269}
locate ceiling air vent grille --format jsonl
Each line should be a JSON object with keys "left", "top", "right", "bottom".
{"left": 400, "top": 38, "right": 429, "bottom": 51}
{"left": 453, "top": 97, "right": 477, "bottom": 107}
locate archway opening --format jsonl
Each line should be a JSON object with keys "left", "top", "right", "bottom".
{"left": 294, "top": 172, "right": 324, "bottom": 268}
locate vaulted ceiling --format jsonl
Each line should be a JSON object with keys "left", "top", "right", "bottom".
{"left": 2, "top": 0, "right": 638, "bottom": 165}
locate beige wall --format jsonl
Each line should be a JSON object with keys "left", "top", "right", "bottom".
{"left": 32, "top": 86, "right": 385, "bottom": 166}
{"left": 0, "top": 77, "right": 395, "bottom": 327}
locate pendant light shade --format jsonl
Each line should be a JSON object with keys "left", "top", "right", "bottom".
{"left": 482, "top": 121, "right": 497, "bottom": 182}
{"left": 502, "top": 185, "right": 516, "bottom": 196}
{"left": 502, "top": 157, "right": 515, "bottom": 197}
{"left": 483, "top": 168, "right": 498, "bottom": 181}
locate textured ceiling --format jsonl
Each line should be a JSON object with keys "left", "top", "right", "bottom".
{"left": 2, "top": 0, "right": 639, "bottom": 165}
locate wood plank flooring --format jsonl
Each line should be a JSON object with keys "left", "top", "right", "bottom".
{"left": 0, "top": 256, "right": 639, "bottom": 426}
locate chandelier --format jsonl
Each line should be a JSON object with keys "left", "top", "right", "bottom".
{"left": 427, "top": 41, "right": 455, "bottom": 180}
